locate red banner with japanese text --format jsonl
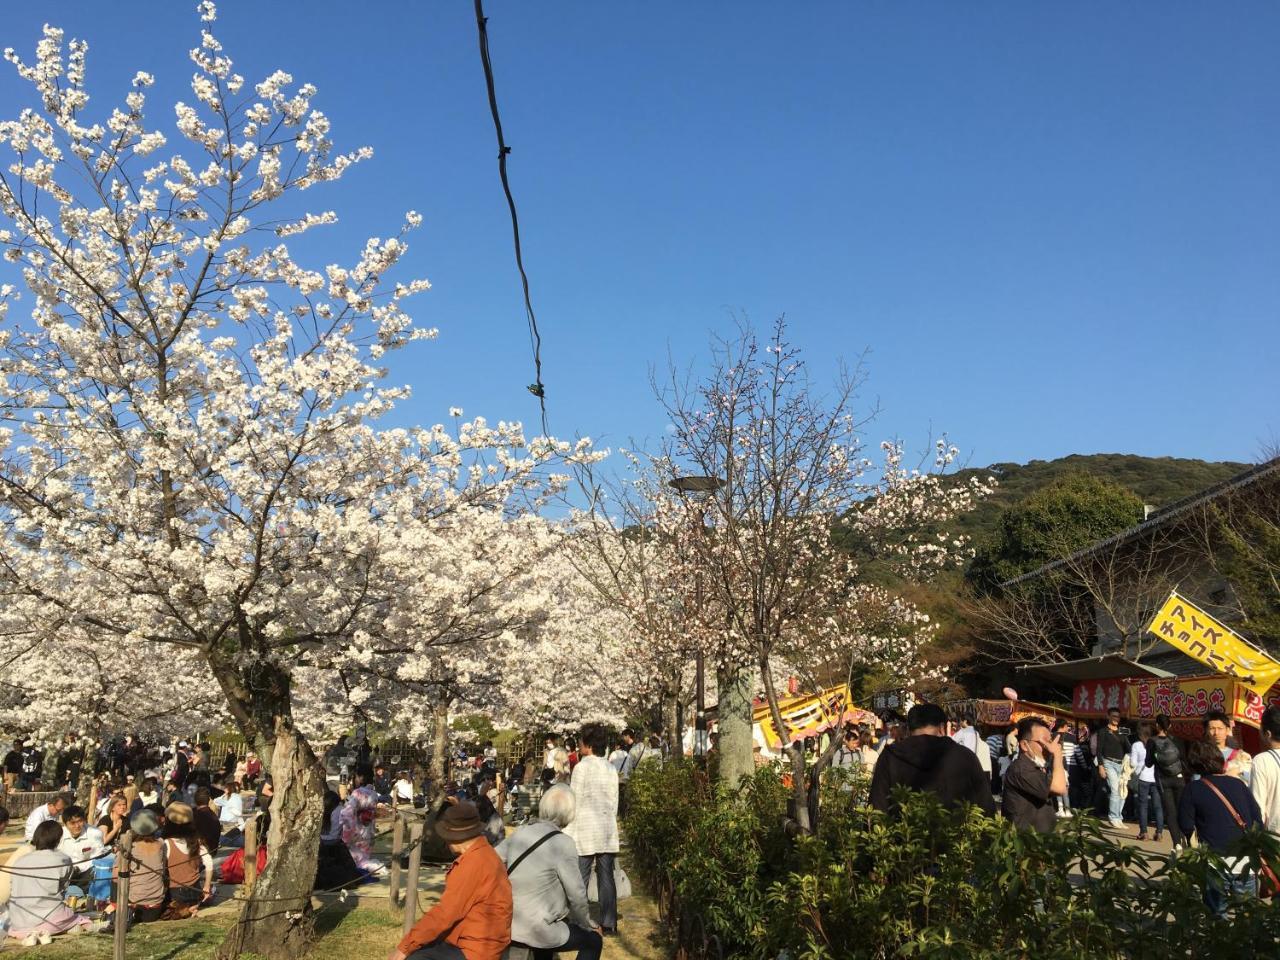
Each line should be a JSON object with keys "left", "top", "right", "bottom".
{"left": 1072, "top": 679, "right": 1127, "bottom": 718}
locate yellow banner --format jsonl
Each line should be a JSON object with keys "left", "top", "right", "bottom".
{"left": 1146, "top": 592, "right": 1280, "bottom": 697}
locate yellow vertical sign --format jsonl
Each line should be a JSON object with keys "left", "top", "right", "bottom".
{"left": 1146, "top": 591, "right": 1280, "bottom": 697}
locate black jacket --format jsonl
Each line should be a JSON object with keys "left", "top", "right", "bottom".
{"left": 869, "top": 734, "right": 997, "bottom": 817}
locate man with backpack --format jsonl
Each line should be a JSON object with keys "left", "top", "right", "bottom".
{"left": 1151, "top": 713, "right": 1188, "bottom": 851}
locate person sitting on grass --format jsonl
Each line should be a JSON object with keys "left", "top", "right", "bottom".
{"left": 97, "top": 792, "right": 129, "bottom": 849}
{"left": 7, "top": 820, "right": 94, "bottom": 944}
{"left": 112, "top": 809, "right": 168, "bottom": 927}
{"left": 192, "top": 787, "right": 222, "bottom": 854}
{"left": 218, "top": 811, "right": 269, "bottom": 886}
{"left": 213, "top": 778, "right": 246, "bottom": 847}
{"left": 163, "top": 802, "right": 214, "bottom": 917}
{"left": 57, "top": 804, "right": 107, "bottom": 888}
{"left": 389, "top": 801, "right": 512, "bottom": 960}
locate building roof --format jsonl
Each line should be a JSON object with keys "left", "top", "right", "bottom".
{"left": 1015, "top": 653, "right": 1176, "bottom": 684}
{"left": 1000, "top": 456, "right": 1280, "bottom": 589}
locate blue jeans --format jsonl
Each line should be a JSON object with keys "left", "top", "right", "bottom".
{"left": 1204, "top": 869, "right": 1257, "bottom": 919}
{"left": 1134, "top": 779, "right": 1163, "bottom": 835}
{"left": 579, "top": 853, "right": 617, "bottom": 930}
{"left": 1102, "top": 760, "right": 1125, "bottom": 821}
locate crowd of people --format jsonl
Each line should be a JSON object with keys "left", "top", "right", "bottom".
{"left": 385, "top": 722, "right": 670, "bottom": 960}
{"left": 866, "top": 701, "right": 1280, "bottom": 917}
{"left": 3, "top": 701, "right": 1273, "bottom": 951}
{"left": 0, "top": 736, "right": 304, "bottom": 944}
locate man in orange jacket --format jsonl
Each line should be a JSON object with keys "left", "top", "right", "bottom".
{"left": 387, "top": 801, "right": 512, "bottom": 960}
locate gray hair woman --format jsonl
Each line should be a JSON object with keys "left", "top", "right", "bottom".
{"left": 495, "top": 784, "right": 602, "bottom": 960}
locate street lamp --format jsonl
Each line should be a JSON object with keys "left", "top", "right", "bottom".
{"left": 668, "top": 474, "right": 724, "bottom": 758}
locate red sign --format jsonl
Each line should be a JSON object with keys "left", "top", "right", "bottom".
{"left": 1072, "top": 679, "right": 1126, "bottom": 717}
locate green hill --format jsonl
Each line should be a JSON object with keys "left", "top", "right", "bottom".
{"left": 948, "top": 453, "right": 1250, "bottom": 544}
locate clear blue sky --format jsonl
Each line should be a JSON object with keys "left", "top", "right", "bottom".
{"left": 4, "top": 2, "right": 1278, "bottom": 467}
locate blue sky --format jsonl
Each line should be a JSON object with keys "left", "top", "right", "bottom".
{"left": 3, "top": 2, "right": 1278, "bottom": 468}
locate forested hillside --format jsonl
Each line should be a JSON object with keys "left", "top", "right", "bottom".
{"left": 949, "top": 454, "right": 1250, "bottom": 545}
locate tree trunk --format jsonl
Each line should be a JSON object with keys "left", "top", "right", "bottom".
{"left": 218, "top": 723, "right": 326, "bottom": 960}
{"left": 429, "top": 698, "right": 450, "bottom": 806}
{"left": 74, "top": 740, "right": 101, "bottom": 808}
{"left": 715, "top": 665, "right": 755, "bottom": 786}
{"left": 758, "top": 655, "right": 813, "bottom": 834}
{"left": 663, "top": 687, "right": 681, "bottom": 758}
{"left": 784, "top": 743, "right": 811, "bottom": 833}
{"left": 417, "top": 697, "right": 454, "bottom": 864}
{"left": 211, "top": 655, "right": 325, "bottom": 960}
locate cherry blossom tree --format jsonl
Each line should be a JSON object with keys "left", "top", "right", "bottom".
{"left": 656, "top": 319, "right": 990, "bottom": 831}
{"left": 0, "top": 7, "right": 587, "bottom": 955}
{"left": 566, "top": 454, "right": 718, "bottom": 744}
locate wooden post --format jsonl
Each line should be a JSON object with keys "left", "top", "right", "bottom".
{"left": 113, "top": 831, "right": 133, "bottom": 960}
{"left": 244, "top": 815, "right": 259, "bottom": 894}
{"left": 401, "top": 821, "right": 425, "bottom": 938}
{"left": 388, "top": 813, "right": 405, "bottom": 915}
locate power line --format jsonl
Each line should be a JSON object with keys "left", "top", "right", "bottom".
{"left": 473, "top": 0, "right": 550, "bottom": 437}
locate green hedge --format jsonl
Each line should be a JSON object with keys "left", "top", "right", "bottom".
{"left": 624, "top": 761, "right": 1280, "bottom": 959}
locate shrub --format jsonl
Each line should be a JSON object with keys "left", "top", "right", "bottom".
{"left": 625, "top": 761, "right": 1280, "bottom": 959}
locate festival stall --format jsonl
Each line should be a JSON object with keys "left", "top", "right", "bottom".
{"left": 1123, "top": 675, "right": 1279, "bottom": 751}
{"left": 751, "top": 683, "right": 878, "bottom": 754}
{"left": 950, "top": 697, "right": 1078, "bottom": 738}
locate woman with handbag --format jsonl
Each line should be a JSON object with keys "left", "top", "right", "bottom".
{"left": 1177, "top": 739, "right": 1266, "bottom": 917}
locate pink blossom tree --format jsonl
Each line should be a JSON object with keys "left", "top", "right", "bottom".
{"left": 655, "top": 320, "right": 991, "bottom": 830}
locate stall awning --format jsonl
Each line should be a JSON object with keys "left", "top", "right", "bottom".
{"left": 1016, "top": 654, "right": 1175, "bottom": 685}
{"left": 750, "top": 684, "right": 877, "bottom": 750}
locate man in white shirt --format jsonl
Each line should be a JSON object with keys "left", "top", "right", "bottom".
{"left": 566, "top": 724, "right": 620, "bottom": 935}
{"left": 58, "top": 804, "right": 106, "bottom": 886}
{"left": 23, "top": 791, "right": 71, "bottom": 842}
{"left": 607, "top": 741, "right": 629, "bottom": 774}
{"left": 1250, "top": 706, "right": 1280, "bottom": 832}
{"left": 950, "top": 716, "right": 992, "bottom": 777}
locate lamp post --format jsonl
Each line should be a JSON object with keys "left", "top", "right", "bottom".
{"left": 669, "top": 474, "right": 724, "bottom": 758}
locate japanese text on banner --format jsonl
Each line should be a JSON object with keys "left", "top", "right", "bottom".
{"left": 1146, "top": 592, "right": 1280, "bottom": 697}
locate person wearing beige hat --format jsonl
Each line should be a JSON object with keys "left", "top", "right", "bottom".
{"left": 163, "top": 802, "right": 214, "bottom": 914}
{"left": 389, "top": 801, "right": 512, "bottom": 960}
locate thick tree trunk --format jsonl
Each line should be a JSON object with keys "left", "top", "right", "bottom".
{"left": 211, "top": 654, "right": 325, "bottom": 960}
{"left": 218, "top": 723, "right": 326, "bottom": 960}
{"left": 715, "top": 665, "right": 755, "bottom": 786}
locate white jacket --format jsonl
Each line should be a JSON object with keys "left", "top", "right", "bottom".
{"left": 564, "top": 755, "right": 619, "bottom": 856}
{"left": 1251, "top": 748, "right": 1280, "bottom": 833}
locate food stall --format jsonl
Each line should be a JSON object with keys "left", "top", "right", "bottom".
{"left": 751, "top": 683, "right": 878, "bottom": 755}
{"left": 1124, "top": 674, "right": 1278, "bottom": 751}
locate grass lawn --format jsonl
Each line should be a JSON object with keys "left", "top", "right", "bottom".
{"left": 4, "top": 858, "right": 669, "bottom": 960}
